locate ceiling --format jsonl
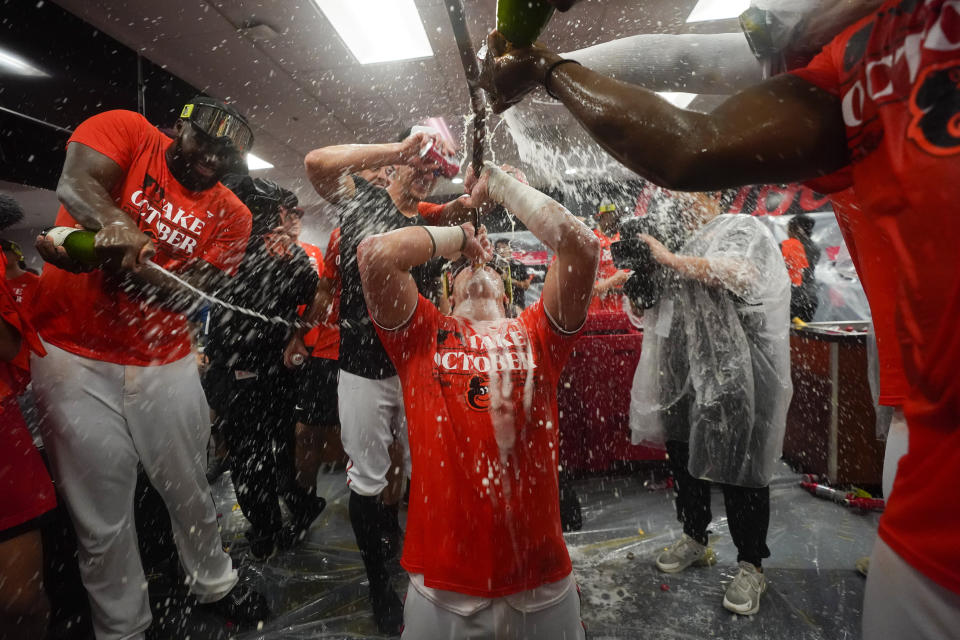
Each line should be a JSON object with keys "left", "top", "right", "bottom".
{"left": 47, "top": 0, "right": 739, "bottom": 236}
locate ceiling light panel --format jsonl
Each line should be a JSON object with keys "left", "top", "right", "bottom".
{"left": 0, "top": 46, "right": 49, "bottom": 77}
{"left": 657, "top": 92, "right": 697, "bottom": 109}
{"left": 313, "top": 0, "right": 433, "bottom": 65}
{"left": 686, "top": 0, "right": 750, "bottom": 23}
{"left": 246, "top": 153, "right": 274, "bottom": 170}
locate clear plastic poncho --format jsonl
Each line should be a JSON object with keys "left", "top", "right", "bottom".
{"left": 629, "top": 214, "right": 792, "bottom": 488}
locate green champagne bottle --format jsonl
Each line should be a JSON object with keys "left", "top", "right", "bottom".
{"left": 42, "top": 227, "right": 99, "bottom": 266}
{"left": 496, "top": 0, "right": 555, "bottom": 47}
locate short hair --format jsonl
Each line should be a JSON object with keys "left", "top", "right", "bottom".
{"left": 788, "top": 214, "right": 815, "bottom": 237}
{"left": 397, "top": 126, "right": 412, "bottom": 143}
{"left": 0, "top": 194, "right": 25, "bottom": 231}
{"left": 494, "top": 238, "right": 511, "bottom": 248}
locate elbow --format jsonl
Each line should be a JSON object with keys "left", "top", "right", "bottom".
{"left": 357, "top": 235, "right": 389, "bottom": 286}
{"left": 558, "top": 221, "right": 601, "bottom": 263}
{"left": 304, "top": 149, "right": 331, "bottom": 182}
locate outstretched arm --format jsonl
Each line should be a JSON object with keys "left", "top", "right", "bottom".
{"left": 358, "top": 224, "right": 491, "bottom": 329}
{"left": 481, "top": 33, "right": 848, "bottom": 191}
{"left": 305, "top": 132, "right": 441, "bottom": 204}
{"left": 463, "top": 164, "right": 599, "bottom": 331}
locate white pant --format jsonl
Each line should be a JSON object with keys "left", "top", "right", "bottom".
{"left": 863, "top": 537, "right": 960, "bottom": 640}
{"left": 882, "top": 408, "right": 909, "bottom": 499}
{"left": 32, "top": 342, "right": 237, "bottom": 640}
{"left": 337, "top": 370, "right": 410, "bottom": 496}
{"left": 401, "top": 579, "right": 586, "bottom": 640}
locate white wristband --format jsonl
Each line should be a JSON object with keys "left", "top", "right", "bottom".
{"left": 423, "top": 225, "right": 466, "bottom": 260}
{"left": 484, "top": 162, "right": 564, "bottom": 250}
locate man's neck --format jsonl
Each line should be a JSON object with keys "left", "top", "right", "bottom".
{"left": 387, "top": 182, "right": 419, "bottom": 217}
{"left": 452, "top": 298, "right": 505, "bottom": 323}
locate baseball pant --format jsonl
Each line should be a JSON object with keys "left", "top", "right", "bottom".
{"left": 338, "top": 370, "right": 410, "bottom": 497}
{"left": 401, "top": 580, "right": 586, "bottom": 640}
{"left": 882, "top": 408, "right": 909, "bottom": 499}
{"left": 863, "top": 536, "right": 960, "bottom": 640}
{"left": 32, "top": 342, "right": 237, "bottom": 640}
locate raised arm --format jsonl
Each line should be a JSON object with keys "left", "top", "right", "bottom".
{"left": 464, "top": 164, "right": 600, "bottom": 331}
{"left": 358, "top": 224, "right": 489, "bottom": 329}
{"left": 481, "top": 33, "right": 848, "bottom": 191}
{"left": 304, "top": 132, "right": 440, "bottom": 204}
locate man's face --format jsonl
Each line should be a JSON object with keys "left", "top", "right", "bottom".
{"left": 169, "top": 120, "right": 238, "bottom": 190}
{"left": 451, "top": 264, "right": 506, "bottom": 309}
{"left": 393, "top": 163, "right": 438, "bottom": 201}
{"left": 597, "top": 211, "right": 618, "bottom": 236}
{"left": 495, "top": 242, "right": 512, "bottom": 259}
{"left": 278, "top": 206, "right": 302, "bottom": 239}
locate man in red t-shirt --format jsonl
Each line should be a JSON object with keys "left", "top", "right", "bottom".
{"left": 28, "top": 98, "right": 270, "bottom": 637}
{"left": 359, "top": 163, "right": 599, "bottom": 638}
{"left": 484, "top": 1, "right": 960, "bottom": 635}
{"left": 590, "top": 203, "right": 630, "bottom": 313}
{"left": 291, "top": 228, "right": 346, "bottom": 491}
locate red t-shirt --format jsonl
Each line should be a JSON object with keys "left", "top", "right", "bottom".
{"left": 6, "top": 272, "right": 40, "bottom": 317}
{"left": 31, "top": 110, "right": 252, "bottom": 366}
{"left": 779, "top": 237, "right": 809, "bottom": 287}
{"left": 307, "top": 228, "right": 341, "bottom": 361}
{"left": 299, "top": 241, "right": 325, "bottom": 350}
{"left": 791, "top": 0, "right": 960, "bottom": 593}
{"left": 375, "top": 296, "right": 579, "bottom": 597}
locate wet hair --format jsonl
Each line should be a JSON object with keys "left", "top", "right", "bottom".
{"left": 397, "top": 127, "right": 412, "bottom": 143}
{"left": 494, "top": 238, "right": 511, "bottom": 248}
{"left": 0, "top": 195, "right": 25, "bottom": 231}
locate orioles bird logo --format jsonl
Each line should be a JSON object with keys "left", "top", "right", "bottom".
{"left": 909, "top": 62, "right": 960, "bottom": 157}
{"left": 466, "top": 375, "right": 490, "bottom": 412}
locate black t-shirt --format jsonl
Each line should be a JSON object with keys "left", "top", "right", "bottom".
{"left": 206, "top": 239, "right": 318, "bottom": 373}
{"left": 338, "top": 176, "right": 440, "bottom": 379}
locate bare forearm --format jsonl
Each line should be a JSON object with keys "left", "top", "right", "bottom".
{"left": 297, "top": 279, "right": 335, "bottom": 338}
{"left": 667, "top": 254, "right": 754, "bottom": 296}
{"left": 57, "top": 175, "right": 130, "bottom": 230}
{"left": 305, "top": 143, "right": 404, "bottom": 202}
{"left": 547, "top": 65, "right": 848, "bottom": 190}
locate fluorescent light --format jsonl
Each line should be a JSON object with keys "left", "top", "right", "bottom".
{"left": 246, "top": 153, "right": 273, "bottom": 170}
{"left": 0, "top": 47, "right": 48, "bottom": 78}
{"left": 451, "top": 177, "right": 464, "bottom": 184}
{"left": 686, "top": 0, "right": 750, "bottom": 23}
{"left": 565, "top": 167, "right": 578, "bottom": 175}
{"left": 314, "top": 0, "right": 433, "bottom": 64}
{"left": 657, "top": 92, "right": 697, "bottom": 109}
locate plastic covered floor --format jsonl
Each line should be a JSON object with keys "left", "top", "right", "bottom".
{"left": 143, "top": 462, "right": 877, "bottom": 640}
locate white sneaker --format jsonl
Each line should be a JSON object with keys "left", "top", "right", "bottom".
{"left": 655, "top": 534, "right": 716, "bottom": 573}
{"left": 722, "top": 561, "right": 767, "bottom": 615}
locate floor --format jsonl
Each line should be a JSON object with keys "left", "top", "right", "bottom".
{"left": 138, "top": 461, "right": 879, "bottom": 640}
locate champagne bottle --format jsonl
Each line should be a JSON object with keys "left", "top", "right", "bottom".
{"left": 496, "top": 0, "right": 555, "bottom": 47}
{"left": 42, "top": 227, "right": 99, "bottom": 266}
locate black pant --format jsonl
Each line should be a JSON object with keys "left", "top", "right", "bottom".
{"left": 665, "top": 440, "right": 770, "bottom": 567}
{"left": 220, "top": 369, "right": 312, "bottom": 541}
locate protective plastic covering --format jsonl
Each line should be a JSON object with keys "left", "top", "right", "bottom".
{"left": 630, "top": 214, "right": 792, "bottom": 487}
{"left": 182, "top": 461, "right": 872, "bottom": 639}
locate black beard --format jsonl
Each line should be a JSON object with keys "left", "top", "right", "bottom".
{"left": 166, "top": 138, "right": 219, "bottom": 192}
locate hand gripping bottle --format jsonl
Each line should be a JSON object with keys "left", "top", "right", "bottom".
{"left": 41, "top": 227, "right": 99, "bottom": 266}
{"left": 496, "top": 0, "right": 555, "bottom": 48}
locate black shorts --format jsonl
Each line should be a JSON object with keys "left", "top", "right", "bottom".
{"left": 296, "top": 357, "right": 340, "bottom": 426}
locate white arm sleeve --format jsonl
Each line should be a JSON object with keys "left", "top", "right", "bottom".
{"left": 484, "top": 163, "right": 566, "bottom": 250}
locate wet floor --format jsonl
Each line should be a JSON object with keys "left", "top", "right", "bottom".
{"left": 143, "top": 462, "right": 878, "bottom": 639}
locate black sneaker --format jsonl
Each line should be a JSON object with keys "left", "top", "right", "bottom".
{"left": 200, "top": 583, "right": 272, "bottom": 629}
{"left": 246, "top": 532, "right": 277, "bottom": 562}
{"left": 278, "top": 496, "right": 326, "bottom": 551}
{"left": 370, "top": 583, "right": 404, "bottom": 635}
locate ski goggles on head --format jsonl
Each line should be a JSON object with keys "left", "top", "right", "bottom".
{"left": 180, "top": 101, "right": 254, "bottom": 153}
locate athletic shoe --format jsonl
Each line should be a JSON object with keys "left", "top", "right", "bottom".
{"left": 722, "top": 561, "right": 767, "bottom": 615}
{"left": 246, "top": 533, "right": 277, "bottom": 562}
{"left": 370, "top": 582, "right": 404, "bottom": 635}
{"left": 655, "top": 534, "right": 716, "bottom": 573}
{"left": 200, "top": 583, "right": 272, "bottom": 628}
{"left": 278, "top": 496, "right": 326, "bottom": 550}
